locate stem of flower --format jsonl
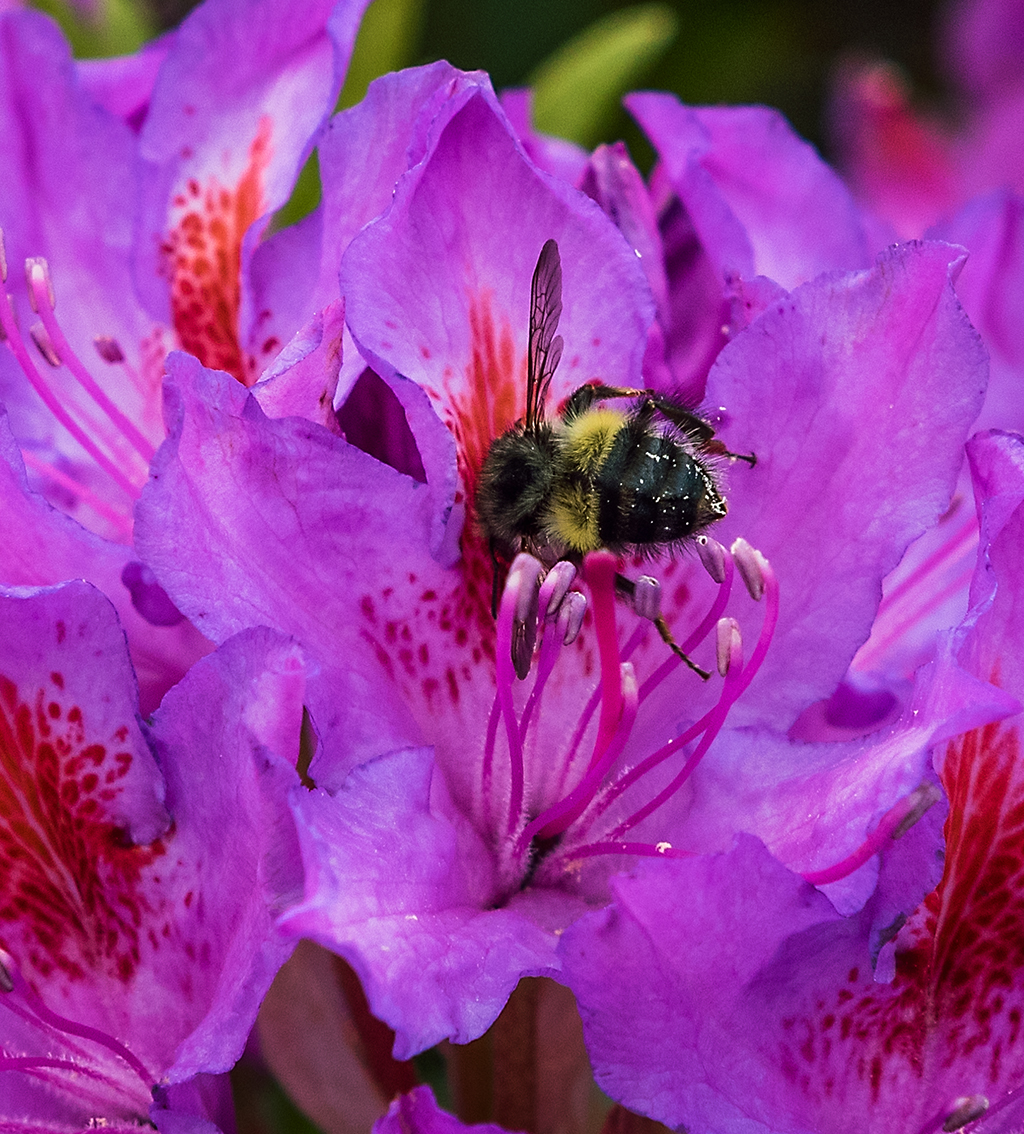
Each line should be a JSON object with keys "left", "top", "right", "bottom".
{"left": 491, "top": 978, "right": 539, "bottom": 1134}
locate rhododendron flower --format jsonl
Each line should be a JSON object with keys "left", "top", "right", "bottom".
{"left": 0, "top": 580, "right": 307, "bottom": 1131}
{"left": 132, "top": 68, "right": 1005, "bottom": 1062}
{"left": 561, "top": 429, "right": 1024, "bottom": 1134}
{"left": 0, "top": 0, "right": 366, "bottom": 708}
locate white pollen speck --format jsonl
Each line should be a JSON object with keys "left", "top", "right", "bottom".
{"left": 656, "top": 841, "right": 672, "bottom": 853}
{"left": 404, "top": 914, "right": 418, "bottom": 921}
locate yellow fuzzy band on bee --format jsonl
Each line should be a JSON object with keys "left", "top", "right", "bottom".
{"left": 560, "top": 408, "right": 625, "bottom": 476}
{"left": 546, "top": 485, "right": 601, "bottom": 552}
{"left": 543, "top": 409, "right": 626, "bottom": 553}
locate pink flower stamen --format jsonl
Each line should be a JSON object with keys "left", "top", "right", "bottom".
{"left": 495, "top": 554, "right": 543, "bottom": 836}
{"left": 0, "top": 234, "right": 154, "bottom": 515}
{"left": 19, "top": 448, "right": 135, "bottom": 540}
{"left": 586, "top": 550, "right": 626, "bottom": 768}
{"left": 26, "top": 258, "right": 155, "bottom": 465}
{"left": 0, "top": 949, "right": 153, "bottom": 1110}
{"left": 800, "top": 782, "right": 942, "bottom": 886}
{"left": 638, "top": 546, "right": 735, "bottom": 703}
{"left": 517, "top": 662, "right": 638, "bottom": 852}
{"left": 488, "top": 539, "right": 776, "bottom": 889}
{"left": 604, "top": 617, "right": 747, "bottom": 841}
{"left": 566, "top": 840, "right": 695, "bottom": 862}
{"left": 520, "top": 561, "right": 578, "bottom": 738}
{"left": 572, "top": 549, "right": 779, "bottom": 856}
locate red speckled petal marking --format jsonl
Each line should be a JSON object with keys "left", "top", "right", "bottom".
{"left": 0, "top": 672, "right": 165, "bottom": 988}
{"left": 781, "top": 720, "right": 1024, "bottom": 1127}
{"left": 160, "top": 117, "right": 273, "bottom": 386}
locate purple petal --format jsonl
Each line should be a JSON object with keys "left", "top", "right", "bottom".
{"left": 0, "top": 410, "right": 210, "bottom": 714}
{"left": 500, "top": 88, "right": 589, "bottom": 187}
{"left": 929, "top": 191, "right": 1024, "bottom": 433}
{"left": 0, "top": 580, "right": 167, "bottom": 844}
{"left": 0, "top": 585, "right": 303, "bottom": 1124}
{"left": 376, "top": 1086, "right": 510, "bottom": 1134}
{"left": 135, "top": 352, "right": 457, "bottom": 780}
{"left": 147, "top": 625, "right": 305, "bottom": 1081}
{"left": 0, "top": 11, "right": 159, "bottom": 456}
{"left": 135, "top": 0, "right": 369, "bottom": 383}
{"left": 628, "top": 95, "right": 875, "bottom": 288}
{"left": 77, "top": 32, "right": 176, "bottom": 130}
{"left": 706, "top": 241, "right": 988, "bottom": 728}
{"left": 561, "top": 837, "right": 841, "bottom": 1134}
{"left": 252, "top": 299, "right": 345, "bottom": 432}
{"left": 681, "top": 636, "right": 1016, "bottom": 910}
{"left": 317, "top": 64, "right": 491, "bottom": 310}
{"left": 280, "top": 748, "right": 566, "bottom": 1056}
{"left": 963, "top": 431, "right": 1024, "bottom": 688}
{"left": 249, "top": 63, "right": 493, "bottom": 371}
{"left": 152, "top": 1075, "right": 235, "bottom": 1134}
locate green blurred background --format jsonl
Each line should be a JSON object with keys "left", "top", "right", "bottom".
{"left": 44, "top": 0, "right": 950, "bottom": 160}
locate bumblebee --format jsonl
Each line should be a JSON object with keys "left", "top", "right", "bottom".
{"left": 477, "top": 239, "right": 750, "bottom": 677}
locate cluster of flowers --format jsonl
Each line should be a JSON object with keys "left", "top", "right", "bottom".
{"left": 3, "top": 0, "right": 1024, "bottom": 1130}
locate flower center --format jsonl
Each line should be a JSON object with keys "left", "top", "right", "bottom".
{"left": 483, "top": 538, "right": 779, "bottom": 897}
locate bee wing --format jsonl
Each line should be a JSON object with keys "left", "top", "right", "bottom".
{"left": 526, "top": 239, "right": 563, "bottom": 432}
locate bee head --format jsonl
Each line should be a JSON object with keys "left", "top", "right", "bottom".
{"left": 476, "top": 426, "right": 558, "bottom": 547}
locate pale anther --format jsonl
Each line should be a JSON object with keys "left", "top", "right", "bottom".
{"left": 560, "top": 590, "right": 586, "bottom": 645}
{"left": 30, "top": 323, "right": 61, "bottom": 368}
{"left": 696, "top": 535, "right": 727, "bottom": 584}
{"left": 943, "top": 1096, "right": 988, "bottom": 1132}
{"left": 731, "top": 537, "right": 768, "bottom": 601}
{"left": 25, "top": 257, "right": 54, "bottom": 314}
{"left": 94, "top": 335, "right": 126, "bottom": 364}
{"left": 510, "top": 553, "right": 545, "bottom": 626}
{"left": 0, "top": 228, "right": 8, "bottom": 283}
{"left": 716, "top": 617, "right": 741, "bottom": 677}
{"left": 508, "top": 553, "right": 544, "bottom": 680}
{"left": 539, "top": 559, "right": 576, "bottom": 622}
{"left": 634, "top": 575, "right": 661, "bottom": 622}
{"left": 893, "top": 783, "right": 942, "bottom": 840}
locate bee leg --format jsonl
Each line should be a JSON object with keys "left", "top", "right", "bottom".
{"left": 614, "top": 573, "right": 711, "bottom": 680}
{"left": 561, "top": 383, "right": 647, "bottom": 423}
{"left": 638, "top": 394, "right": 757, "bottom": 466}
{"left": 700, "top": 438, "right": 757, "bottom": 467}
{"left": 653, "top": 614, "right": 712, "bottom": 681}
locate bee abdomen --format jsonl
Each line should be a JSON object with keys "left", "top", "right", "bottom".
{"left": 594, "top": 426, "right": 726, "bottom": 547}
